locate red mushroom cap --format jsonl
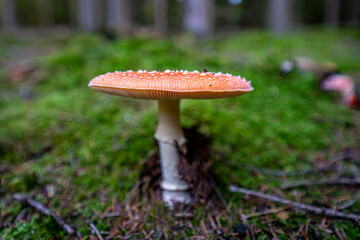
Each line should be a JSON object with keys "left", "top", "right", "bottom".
{"left": 89, "top": 70, "right": 253, "bottom": 100}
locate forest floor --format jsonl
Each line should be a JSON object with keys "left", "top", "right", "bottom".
{"left": 1, "top": 29, "right": 360, "bottom": 239}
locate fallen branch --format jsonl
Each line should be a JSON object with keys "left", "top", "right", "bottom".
{"left": 229, "top": 185, "right": 360, "bottom": 222}
{"left": 13, "top": 194, "right": 79, "bottom": 237}
{"left": 281, "top": 177, "right": 360, "bottom": 189}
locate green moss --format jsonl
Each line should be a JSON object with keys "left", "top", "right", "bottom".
{"left": 1, "top": 29, "right": 360, "bottom": 239}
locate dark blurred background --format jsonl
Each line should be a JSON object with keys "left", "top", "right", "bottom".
{"left": 1, "top": 0, "right": 359, "bottom": 36}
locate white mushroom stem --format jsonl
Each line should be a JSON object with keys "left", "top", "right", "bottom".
{"left": 154, "top": 99, "right": 190, "bottom": 206}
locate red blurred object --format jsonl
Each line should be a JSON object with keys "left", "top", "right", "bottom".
{"left": 320, "top": 73, "right": 359, "bottom": 109}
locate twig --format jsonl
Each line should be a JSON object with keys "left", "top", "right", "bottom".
{"left": 338, "top": 197, "right": 358, "bottom": 210}
{"left": 268, "top": 224, "right": 278, "bottom": 239}
{"left": 209, "top": 232, "right": 227, "bottom": 240}
{"left": 239, "top": 149, "right": 360, "bottom": 177}
{"left": 245, "top": 206, "right": 290, "bottom": 219}
{"left": 209, "top": 176, "right": 257, "bottom": 238}
{"left": 241, "top": 164, "right": 346, "bottom": 177}
{"left": 207, "top": 214, "right": 217, "bottom": 232}
{"left": 13, "top": 194, "right": 79, "bottom": 237}
{"left": 328, "top": 150, "right": 359, "bottom": 165}
{"left": 304, "top": 219, "right": 310, "bottom": 237}
{"left": 281, "top": 178, "right": 360, "bottom": 189}
{"left": 123, "top": 232, "right": 141, "bottom": 240}
{"left": 239, "top": 209, "right": 256, "bottom": 240}
{"left": 124, "top": 179, "right": 145, "bottom": 220}
{"left": 334, "top": 226, "right": 346, "bottom": 240}
{"left": 229, "top": 185, "right": 360, "bottom": 222}
{"left": 90, "top": 223, "right": 104, "bottom": 240}
{"left": 0, "top": 228, "right": 12, "bottom": 240}
{"left": 105, "top": 229, "right": 119, "bottom": 240}
{"left": 334, "top": 149, "right": 360, "bottom": 166}
{"left": 13, "top": 209, "right": 27, "bottom": 223}
{"left": 200, "top": 220, "right": 210, "bottom": 239}
{"left": 162, "top": 226, "right": 169, "bottom": 240}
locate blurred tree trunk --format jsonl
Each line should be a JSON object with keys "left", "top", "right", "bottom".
{"left": 154, "top": 0, "right": 168, "bottom": 34}
{"left": 78, "top": 0, "right": 97, "bottom": 31}
{"left": 183, "top": 0, "right": 214, "bottom": 37}
{"left": 324, "top": 0, "right": 340, "bottom": 28}
{"left": 68, "top": 0, "right": 77, "bottom": 28}
{"left": 1, "top": 0, "right": 17, "bottom": 31}
{"left": 346, "top": 0, "right": 360, "bottom": 27}
{"left": 106, "top": 0, "right": 131, "bottom": 31}
{"left": 266, "top": 0, "right": 295, "bottom": 33}
{"left": 96, "top": 0, "right": 106, "bottom": 31}
{"left": 38, "top": 0, "right": 53, "bottom": 26}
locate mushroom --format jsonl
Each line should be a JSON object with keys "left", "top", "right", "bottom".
{"left": 88, "top": 70, "right": 253, "bottom": 206}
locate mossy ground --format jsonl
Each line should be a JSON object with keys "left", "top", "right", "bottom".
{"left": 1, "top": 29, "right": 360, "bottom": 239}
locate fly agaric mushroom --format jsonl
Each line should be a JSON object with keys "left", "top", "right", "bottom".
{"left": 88, "top": 70, "right": 253, "bottom": 206}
